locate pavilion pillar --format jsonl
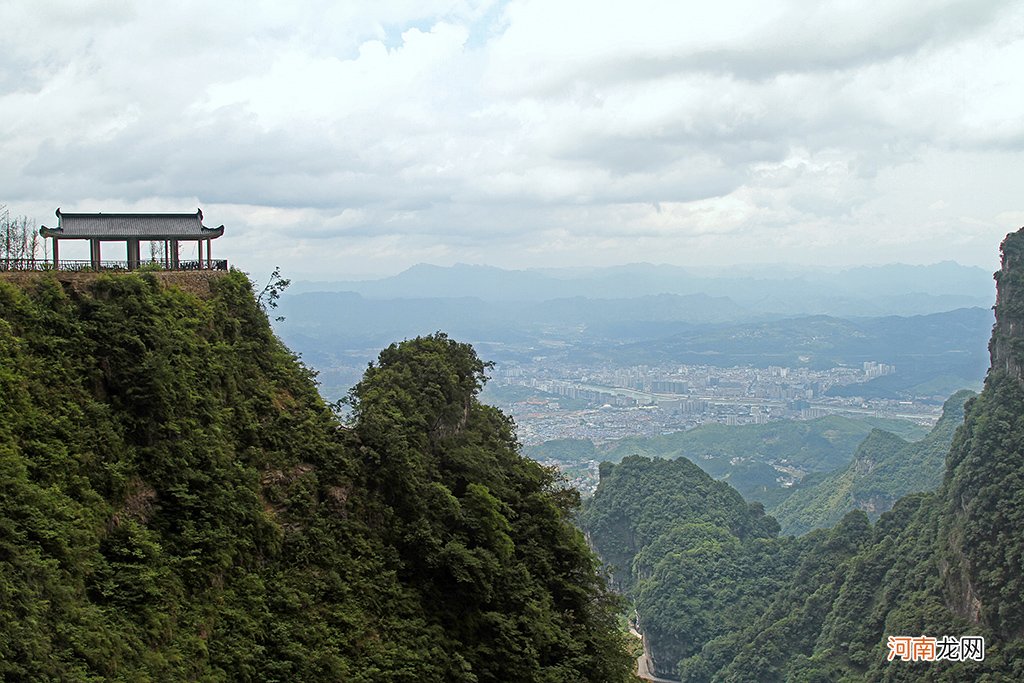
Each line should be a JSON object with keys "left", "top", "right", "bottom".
{"left": 90, "top": 239, "right": 101, "bottom": 270}
{"left": 127, "top": 238, "right": 140, "bottom": 270}
{"left": 198, "top": 239, "right": 204, "bottom": 268}
{"left": 207, "top": 238, "right": 212, "bottom": 268}
{"left": 170, "top": 239, "right": 180, "bottom": 269}
{"left": 52, "top": 238, "right": 59, "bottom": 269}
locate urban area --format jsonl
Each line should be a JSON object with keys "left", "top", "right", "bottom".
{"left": 487, "top": 360, "right": 932, "bottom": 444}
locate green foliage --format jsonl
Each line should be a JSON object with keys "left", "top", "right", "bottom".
{"left": 255, "top": 265, "right": 291, "bottom": 321}
{"left": 0, "top": 274, "right": 635, "bottom": 681}
{"left": 604, "top": 415, "right": 925, "bottom": 470}
{"left": 939, "top": 371, "right": 1024, "bottom": 639}
{"left": 347, "top": 333, "right": 636, "bottom": 681}
{"left": 580, "top": 456, "right": 787, "bottom": 677}
{"left": 524, "top": 437, "right": 599, "bottom": 463}
{"left": 770, "top": 390, "right": 973, "bottom": 535}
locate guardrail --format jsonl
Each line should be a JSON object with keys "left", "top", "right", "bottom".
{"left": 0, "top": 259, "right": 228, "bottom": 272}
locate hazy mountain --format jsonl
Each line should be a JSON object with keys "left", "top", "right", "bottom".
{"left": 276, "top": 290, "right": 751, "bottom": 352}
{"left": 278, "top": 293, "right": 992, "bottom": 406}
{"left": 290, "top": 260, "right": 994, "bottom": 316}
{"left": 567, "top": 308, "right": 991, "bottom": 398}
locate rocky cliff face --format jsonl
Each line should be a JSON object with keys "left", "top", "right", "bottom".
{"left": 941, "top": 226, "right": 1024, "bottom": 638}
{"left": 989, "top": 227, "right": 1024, "bottom": 381}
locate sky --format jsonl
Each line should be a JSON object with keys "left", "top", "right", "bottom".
{"left": 2, "top": 0, "right": 1023, "bottom": 280}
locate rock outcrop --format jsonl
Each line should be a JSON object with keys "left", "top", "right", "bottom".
{"left": 990, "top": 227, "right": 1024, "bottom": 381}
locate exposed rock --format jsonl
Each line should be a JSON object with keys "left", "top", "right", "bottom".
{"left": 990, "top": 227, "right": 1024, "bottom": 381}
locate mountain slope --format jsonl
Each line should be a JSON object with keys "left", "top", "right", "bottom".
{"left": 0, "top": 271, "right": 636, "bottom": 682}
{"left": 770, "top": 390, "right": 974, "bottom": 535}
{"left": 596, "top": 414, "right": 928, "bottom": 505}
{"left": 579, "top": 456, "right": 786, "bottom": 676}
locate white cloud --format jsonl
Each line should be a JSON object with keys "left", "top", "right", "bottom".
{"left": 0, "top": 0, "right": 1022, "bottom": 279}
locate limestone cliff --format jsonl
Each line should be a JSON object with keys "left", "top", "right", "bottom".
{"left": 990, "top": 227, "right": 1024, "bottom": 381}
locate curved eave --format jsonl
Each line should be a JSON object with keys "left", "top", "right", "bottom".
{"left": 201, "top": 224, "right": 226, "bottom": 239}
{"left": 39, "top": 225, "right": 61, "bottom": 238}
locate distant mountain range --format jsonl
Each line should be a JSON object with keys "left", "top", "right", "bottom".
{"left": 277, "top": 261, "right": 994, "bottom": 404}
{"left": 279, "top": 293, "right": 992, "bottom": 401}
{"left": 290, "top": 260, "right": 994, "bottom": 316}
{"left": 277, "top": 290, "right": 743, "bottom": 349}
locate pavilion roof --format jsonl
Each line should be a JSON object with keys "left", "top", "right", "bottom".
{"left": 40, "top": 209, "right": 224, "bottom": 240}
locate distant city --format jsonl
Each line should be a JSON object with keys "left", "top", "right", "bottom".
{"left": 479, "top": 359, "right": 945, "bottom": 495}
{"left": 485, "top": 359, "right": 933, "bottom": 446}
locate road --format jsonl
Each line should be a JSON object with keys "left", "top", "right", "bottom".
{"left": 630, "top": 623, "right": 681, "bottom": 683}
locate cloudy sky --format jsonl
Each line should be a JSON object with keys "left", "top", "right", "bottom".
{"left": 2, "top": 0, "right": 1023, "bottom": 279}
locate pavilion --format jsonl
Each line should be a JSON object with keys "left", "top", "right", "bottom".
{"left": 39, "top": 209, "right": 226, "bottom": 271}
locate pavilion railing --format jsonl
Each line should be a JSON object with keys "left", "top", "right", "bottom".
{"left": 0, "top": 258, "right": 229, "bottom": 272}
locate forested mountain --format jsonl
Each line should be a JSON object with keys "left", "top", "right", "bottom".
{"left": 0, "top": 271, "right": 636, "bottom": 681}
{"left": 769, "top": 390, "right": 973, "bottom": 535}
{"left": 582, "top": 228, "right": 1024, "bottom": 681}
{"left": 579, "top": 456, "right": 788, "bottom": 674}
{"left": 532, "top": 415, "right": 928, "bottom": 506}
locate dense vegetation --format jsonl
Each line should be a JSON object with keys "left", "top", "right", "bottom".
{"left": 0, "top": 271, "right": 636, "bottom": 681}
{"left": 582, "top": 228, "right": 1024, "bottom": 681}
{"left": 770, "top": 390, "right": 973, "bottom": 535}
{"left": 579, "top": 456, "right": 789, "bottom": 673}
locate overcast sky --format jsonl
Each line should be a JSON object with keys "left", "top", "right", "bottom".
{"left": 2, "top": 0, "right": 1023, "bottom": 279}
